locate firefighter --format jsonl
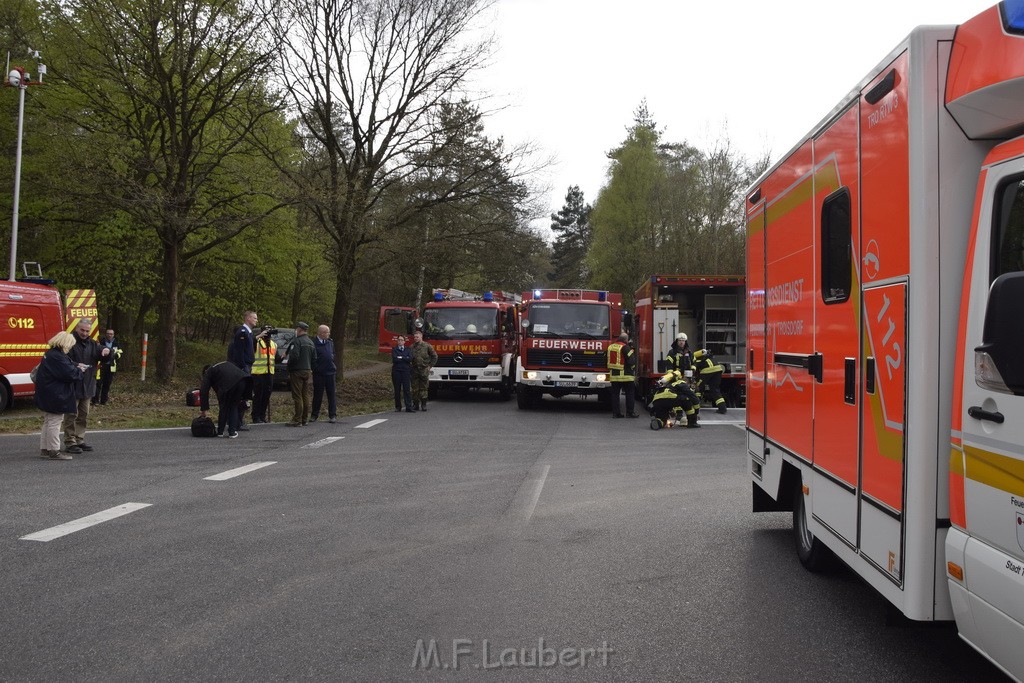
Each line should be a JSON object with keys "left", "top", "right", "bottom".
{"left": 250, "top": 332, "right": 277, "bottom": 423}
{"left": 607, "top": 332, "right": 639, "bottom": 418}
{"left": 666, "top": 332, "right": 692, "bottom": 374}
{"left": 649, "top": 371, "right": 699, "bottom": 429}
{"left": 693, "top": 348, "right": 728, "bottom": 414}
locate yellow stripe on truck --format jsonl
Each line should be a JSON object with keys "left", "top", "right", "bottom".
{"left": 963, "top": 444, "right": 1024, "bottom": 497}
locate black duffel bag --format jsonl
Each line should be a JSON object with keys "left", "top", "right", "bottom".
{"left": 191, "top": 415, "right": 218, "bottom": 437}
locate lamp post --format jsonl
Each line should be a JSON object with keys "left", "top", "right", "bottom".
{"left": 5, "top": 51, "right": 45, "bottom": 282}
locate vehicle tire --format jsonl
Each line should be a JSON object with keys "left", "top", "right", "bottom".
{"left": 0, "top": 381, "right": 10, "bottom": 413}
{"left": 427, "top": 384, "right": 438, "bottom": 400}
{"left": 516, "top": 385, "right": 532, "bottom": 410}
{"left": 793, "top": 485, "right": 836, "bottom": 572}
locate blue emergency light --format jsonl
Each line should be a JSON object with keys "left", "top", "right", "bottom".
{"left": 483, "top": 291, "right": 494, "bottom": 302}
{"left": 598, "top": 291, "right": 607, "bottom": 302}
{"left": 533, "top": 289, "right": 542, "bottom": 299}
{"left": 434, "top": 291, "right": 444, "bottom": 301}
{"left": 1006, "top": 0, "right": 1024, "bottom": 31}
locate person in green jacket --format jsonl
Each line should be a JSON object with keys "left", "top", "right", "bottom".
{"left": 286, "top": 322, "right": 317, "bottom": 425}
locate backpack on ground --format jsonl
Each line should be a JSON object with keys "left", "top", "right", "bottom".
{"left": 190, "top": 415, "right": 218, "bottom": 437}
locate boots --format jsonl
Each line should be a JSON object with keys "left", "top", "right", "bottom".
{"left": 717, "top": 404, "right": 728, "bottom": 414}
{"left": 687, "top": 412, "right": 701, "bottom": 429}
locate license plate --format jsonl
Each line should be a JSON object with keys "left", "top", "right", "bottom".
{"left": 449, "top": 369, "right": 469, "bottom": 376}
{"left": 554, "top": 381, "right": 578, "bottom": 387}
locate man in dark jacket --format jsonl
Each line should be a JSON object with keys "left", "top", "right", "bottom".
{"left": 391, "top": 336, "right": 414, "bottom": 413}
{"left": 200, "top": 361, "right": 251, "bottom": 438}
{"left": 311, "top": 324, "right": 337, "bottom": 423}
{"left": 63, "top": 319, "right": 109, "bottom": 454}
{"left": 92, "top": 328, "right": 123, "bottom": 405}
{"left": 286, "top": 322, "right": 316, "bottom": 426}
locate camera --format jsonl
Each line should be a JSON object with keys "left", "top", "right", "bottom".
{"left": 261, "top": 325, "right": 278, "bottom": 335}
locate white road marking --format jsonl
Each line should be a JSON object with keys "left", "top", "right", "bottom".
{"left": 20, "top": 503, "right": 152, "bottom": 542}
{"left": 521, "top": 464, "right": 550, "bottom": 526}
{"left": 204, "top": 461, "right": 277, "bottom": 481}
{"left": 355, "top": 419, "right": 387, "bottom": 429}
{"left": 302, "top": 437, "right": 345, "bottom": 449}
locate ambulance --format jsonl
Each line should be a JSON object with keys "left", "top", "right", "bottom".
{"left": 747, "top": 2, "right": 1024, "bottom": 676}
{"left": 0, "top": 280, "right": 65, "bottom": 412}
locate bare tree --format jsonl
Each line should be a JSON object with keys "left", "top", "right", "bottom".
{"left": 274, "top": 0, "right": 538, "bottom": 377}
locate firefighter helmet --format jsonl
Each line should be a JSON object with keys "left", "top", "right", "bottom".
{"left": 675, "top": 333, "right": 687, "bottom": 342}
{"left": 466, "top": 324, "right": 477, "bottom": 333}
{"left": 444, "top": 324, "right": 455, "bottom": 332}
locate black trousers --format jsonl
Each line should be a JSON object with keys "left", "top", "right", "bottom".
{"left": 697, "top": 372, "right": 725, "bottom": 407}
{"left": 610, "top": 380, "right": 636, "bottom": 416}
{"left": 94, "top": 365, "right": 115, "bottom": 404}
{"left": 216, "top": 382, "right": 247, "bottom": 435}
{"left": 313, "top": 372, "right": 337, "bottom": 419}
{"left": 251, "top": 374, "right": 273, "bottom": 422}
{"left": 392, "top": 370, "right": 412, "bottom": 409}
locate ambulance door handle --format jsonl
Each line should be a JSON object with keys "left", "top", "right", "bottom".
{"left": 865, "top": 357, "right": 875, "bottom": 394}
{"left": 968, "top": 406, "right": 1005, "bottom": 424}
{"left": 749, "top": 349, "right": 754, "bottom": 372}
{"left": 844, "top": 358, "right": 856, "bottom": 404}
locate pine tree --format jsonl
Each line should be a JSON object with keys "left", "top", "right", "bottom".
{"left": 548, "top": 186, "right": 592, "bottom": 287}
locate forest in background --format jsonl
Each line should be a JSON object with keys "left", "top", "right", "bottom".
{"left": 0, "top": 0, "right": 766, "bottom": 380}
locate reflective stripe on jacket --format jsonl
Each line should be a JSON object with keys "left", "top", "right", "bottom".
{"left": 607, "top": 342, "right": 635, "bottom": 382}
{"left": 251, "top": 339, "right": 277, "bottom": 375}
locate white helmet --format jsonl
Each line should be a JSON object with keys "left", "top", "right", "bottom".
{"left": 444, "top": 324, "right": 455, "bottom": 332}
{"left": 675, "top": 333, "right": 687, "bottom": 342}
{"left": 466, "top": 324, "right": 477, "bottom": 333}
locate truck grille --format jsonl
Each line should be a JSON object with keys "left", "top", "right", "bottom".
{"left": 525, "top": 349, "right": 607, "bottom": 368}
{"left": 436, "top": 354, "right": 490, "bottom": 368}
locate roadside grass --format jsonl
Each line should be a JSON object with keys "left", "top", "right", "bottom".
{"left": 0, "top": 340, "right": 394, "bottom": 435}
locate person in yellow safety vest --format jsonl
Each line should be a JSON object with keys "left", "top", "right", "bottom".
{"left": 607, "top": 332, "right": 639, "bottom": 418}
{"left": 250, "top": 334, "right": 277, "bottom": 423}
{"left": 650, "top": 370, "right": 700, "bottom": 428}
{"left": 692, "top": 348, "right": 728, "bottom": 414}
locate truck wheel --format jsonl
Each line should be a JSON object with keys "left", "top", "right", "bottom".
{"left": 0, "top": 382, "right": 9, "bottom": 413}
{"left": 427, "top": 385, "right": 438, "bottom": 400}
{"left": 516, "top": 385, "right": 532, "bottom": 410}
{"left": 498, "top": 379, "right": 512, "bottom": 401}
{"left": 793, "top": 486, "right": 836, "bottom": 572}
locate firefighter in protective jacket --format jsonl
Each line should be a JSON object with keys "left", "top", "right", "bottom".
{"left": 650, "top": 369, "right": 700, "bottom": 428}
{"left": 607, "top": 332, "right": 638, "bottom": 417}
{"left": 666, "top": 333, "right": 692, "bottom": 374}
{"left": 692, "top": 348, "right": 728, "bottom": 414}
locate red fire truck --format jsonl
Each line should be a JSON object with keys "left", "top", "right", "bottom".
{"left": 378, "top": 289, "right": 520, "bottom": 399}
{"left": 633, "top": 275, "right": 746, "bottom": 406}
{"left": 0, "top": 280, "right": 66, "bottom": 412}
{"left": 514, "top": 288, "right": 627, "bottom": 409}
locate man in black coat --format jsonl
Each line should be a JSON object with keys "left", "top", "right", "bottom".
{"left": 200, "top": 361, "right": 251, "bottom": 438}
{"left": 63, "top": 319, "right": 109, "bottom": 455}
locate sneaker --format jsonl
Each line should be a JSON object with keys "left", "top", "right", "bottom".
{"left": 227, "top": 431, "right": 238, "bottom": 438}
{"left": 38, "top": 449, "right": 50, "bottom": 459}
{"left": 217, "top": 431, "right": 224, "bottom": 437}
{"left": 78, "top": 443, "right": 94, "bottom": 452}
{"left": 405, "top": 408, "right": 414, "bottom": 413}
{"left": 328, "top": 417, "right": 336, "bottom": 423}
{"left": 51, "top": 452, "right": 73, "bottom": 460}
{"left": 65, "top": 445, "right": 83, "bottom": 455}
{"left": 628, "top": 413, "right": 640, "bottom": 418}
{"left": 310, "top": 416, "right": 318, "bottom": 423}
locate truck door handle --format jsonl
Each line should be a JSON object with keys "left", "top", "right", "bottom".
{"left": 844, "top": 358, "right": 856, "bottom": 404}
{"left": 774, "top": 352, "right": 823, "bottom": 383}
{"left": 968, "top": 406, "right": 1004, "bottom": 424}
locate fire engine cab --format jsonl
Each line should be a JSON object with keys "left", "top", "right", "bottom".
{"left": 0, "top": 279, "right": 65, "bottom": 412}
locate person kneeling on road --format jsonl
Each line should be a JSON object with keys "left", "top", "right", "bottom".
{"left": 200, "top": 361, "right": 251, "bottom": 438}
{"left": 650, "top": 371, "right": 700, "bottom": 428}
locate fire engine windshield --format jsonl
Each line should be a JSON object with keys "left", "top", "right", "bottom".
{"left": 422, "top": 307, "right": 500, "bottom": 339}
{"left": 525, "top": 303, "right": 609, "bottom": 339}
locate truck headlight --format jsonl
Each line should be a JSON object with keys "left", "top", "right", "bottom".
{"left": 524, "top": 371, "right": 538, "bottom": 380}
{"left": 595, "top": 373, "right": 607, "bottom": 382}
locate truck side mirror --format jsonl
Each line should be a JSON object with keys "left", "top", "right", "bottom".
{"left": 976, "top": 272, "right": 1024, "bottom": 395}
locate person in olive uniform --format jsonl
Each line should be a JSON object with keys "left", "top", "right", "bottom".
{"left": 409, "top": 330, "right": 438, "bottom": 411}
{"left": 286, "top": 322, "right": 317, "bottom": 426}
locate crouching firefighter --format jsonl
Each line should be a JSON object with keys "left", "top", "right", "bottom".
{"left": 649, "top": 370, "right": 700, "bottom": 429}
{"left": 692, "top": 348, "right": 728, "bottom": 414}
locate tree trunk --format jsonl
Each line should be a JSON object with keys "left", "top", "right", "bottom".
{"left": 155, "top": 241, "right": 181, "bottom": 382}
{"left": 330, "top": 247, "right": 357, "bottom": 381}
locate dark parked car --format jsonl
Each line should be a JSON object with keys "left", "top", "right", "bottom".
{"left": 271, "top": 330, "right": 295, "bottom": 389}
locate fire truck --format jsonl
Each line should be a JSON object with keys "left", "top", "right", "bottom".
{"left": 514, "top": 289, "right": 627, "bottom": 409}
{"left": 747, "top": 2, "right": 1024, "bottom": 676}
{"left": 378, "top": 289, "right": 520, "bottom": 399}
{"left": 0, "top": 279, "right": 66, "bottom": 412}
{"left": 633, "top": 275, "right": 746, "bottom": 406}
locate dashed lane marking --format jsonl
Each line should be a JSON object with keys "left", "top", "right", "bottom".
{"left": 355, "top": 419, "right": 387, "bottom": 429}
{"left": 20, "top": 503, "right": 153, "bottom": 542}
{"left": 203, "top": 461, "right": 277, "bottom": 481}
{"left": 303, "top": 437, "right": 345, "bottom": 449}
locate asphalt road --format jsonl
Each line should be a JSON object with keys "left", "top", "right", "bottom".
{"left": 0, "top": 395, "right": 1003, "bottom": 681}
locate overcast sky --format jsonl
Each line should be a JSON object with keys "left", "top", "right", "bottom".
{"left": 471, "top": 0, "right": 997, "bottom": 232}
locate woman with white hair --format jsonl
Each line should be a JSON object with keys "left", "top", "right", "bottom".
{"left": 34, "top": 331, "right": 85, "bottom": 460}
